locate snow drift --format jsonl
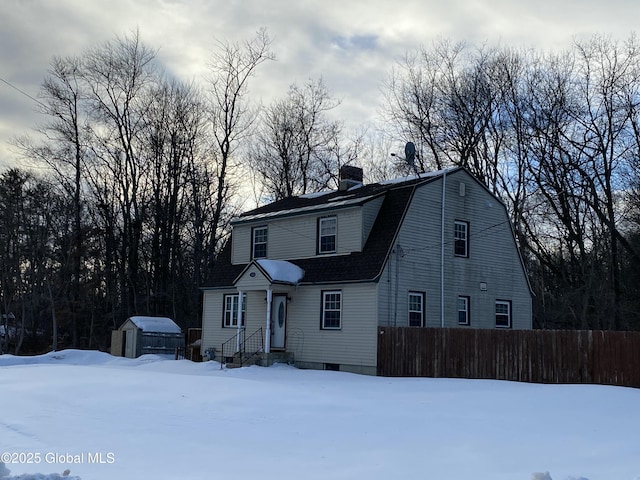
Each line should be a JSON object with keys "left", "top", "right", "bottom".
{"left": 1, "top": 350, "right": 639, "bottom": 480}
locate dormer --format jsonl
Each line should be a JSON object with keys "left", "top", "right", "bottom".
{"left": 229, "top": 167, "right": 384, "bottom": 265}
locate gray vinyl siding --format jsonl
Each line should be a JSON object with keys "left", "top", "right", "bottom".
{"left": 377, "top": 259, "right": 442, "bottom": 328}
{"left": 231, "top": 207, "right": 364, "bottom": 264}
{"left": 377, "top": 170, "right": 532, "bottom": 329}
{"left": 444, "top": 170, "right": 531, "bottom": 329}
{"left": 286, "top": 282, "right": 378, "bottom": 368}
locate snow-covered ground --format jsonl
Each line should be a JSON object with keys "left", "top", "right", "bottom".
{"left": 1, "top": 350, "right": 639, "bottom": 480}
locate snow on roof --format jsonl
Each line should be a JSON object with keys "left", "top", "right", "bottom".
{"left": 257, "top": 259, "right": 305, "bottom": 285}
{"left": 298, "top": 190, "right": 332, "bottom": 199}
{"left": 379, "top": 167, "right": 458, "bottom": 185}
{"left": 233, "top": 194, "right": 377, "bottom": 223}
{"left": 128, "top": 316, "right": 182, "bottom": 334}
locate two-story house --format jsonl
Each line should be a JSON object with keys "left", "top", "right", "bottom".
{"left": 200, "top": 166, "right": 532, "bottom": 375}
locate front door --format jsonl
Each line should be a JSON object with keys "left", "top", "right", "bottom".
{"left": 271, "top": 294, "right": 287, "bottom": 350}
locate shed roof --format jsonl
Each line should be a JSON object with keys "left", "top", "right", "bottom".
{"left": 128, "top": 316, "right": 182, "bottom": 334}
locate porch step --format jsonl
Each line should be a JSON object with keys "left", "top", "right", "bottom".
{"left": 255, "top": 352, "right": 294, "bottom": 367}
{"left": 224, "top": 352, "right": 294, "bottom": 369}
{"left": 225, "top": 353, "right": 260, "bottom": 369}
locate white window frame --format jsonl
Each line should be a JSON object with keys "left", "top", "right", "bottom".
{"left": 495, "top": 300, "right": 511, "bottom": 328}
{"left": 458, "top": 296, "right": 470, "bottom": 325}
{"left": 454, "top": 220, "right": 469, "bottom": 257}
{"left": 252, "top": 226, "right": 268, "bottom": 259}
{"left": 321, "top": 290, "right": 342, "bottom": 329}
{"left": 318, "top": 216, "right": 337, "bottom": 254}
{"left": 223, "top": 293, "right": 246, "bottom": 328}
{"left": 408, "top": 291, "right": 425, "bottom": 327}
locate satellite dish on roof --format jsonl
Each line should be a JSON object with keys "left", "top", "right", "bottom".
{"left": 390, "top": 141, "right": 420, "bottom": 175}
{"left": 405, "top": 142, "right": 416, "bottom": 163}
{"left": 404, "top": 142, "right": 418, "bottom": 175}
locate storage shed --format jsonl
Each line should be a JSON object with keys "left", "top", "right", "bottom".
{"left": 110, "top": 316, "right": 184, "bottom": 358}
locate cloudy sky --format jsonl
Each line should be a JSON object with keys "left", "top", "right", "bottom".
{"left": 0, "top": 0, "right": 638, "bottom": 170}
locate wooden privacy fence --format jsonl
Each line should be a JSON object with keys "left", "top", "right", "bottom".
{"left": 377, "top": 327, "right": 640, "bottom": 388}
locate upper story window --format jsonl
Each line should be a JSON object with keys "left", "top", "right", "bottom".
{"left": 318, "top": 216, "right": 337, "bottom": 254}
{"left": 495, "top": 300, "right": 512, "bottom": 328}
{"left": 408, "top": 291, "right": 425, "bottom": 327}
{"left": 252, "top": 226, "right": 268, "bottom": 259}
{"left": 454, "top": 220, "right": 469, "bottom": 257}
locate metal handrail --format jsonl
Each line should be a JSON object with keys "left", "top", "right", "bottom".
{"left": 221, "top": 328, "right": 244, "bottom": 369}
{"left": 240, "top": 327, "right": 264, "bottom": 366}
{"left": 220, "top": 327, "right": 264, "bottom": 369}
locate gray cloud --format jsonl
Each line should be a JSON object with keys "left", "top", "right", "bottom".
{"left": 1, "top": 0, "right": 639, "bottom": 168}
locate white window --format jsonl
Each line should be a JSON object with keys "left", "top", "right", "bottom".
{"left": 454, "top": 220, "right": 469, "bottom": 257}
{"left": 321, "top": 290, "right": 342, "bottom": 329}
{"left": 495, "top": 300, "right": 511, "bottom": 328}
{"left": 252, "top": 226, "right": 267, "bottom": 259}
{"left": 223, "top": 293, "right": 246, "bottom": 328}
{"left": 458, "top": 296, "right": 470, "bottom": 325}
{"left": 318, "top": 217, "right": 337, "bottom": 254}
{"left": 408, "top": 291, "right": 425, "bottom": 327}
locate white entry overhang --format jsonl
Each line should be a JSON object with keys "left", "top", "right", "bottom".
{"left": 234, "top": 259, "right": 304, "bottom": 289}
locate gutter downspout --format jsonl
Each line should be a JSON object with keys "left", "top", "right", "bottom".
{"left": 440, "top": 171, "right": 447, "bottom": 328}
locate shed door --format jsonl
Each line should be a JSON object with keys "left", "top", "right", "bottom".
{"left": 271, "top": 294, "right": 287, "bottom": 350}
{"left": 125, "top": 329, "right": 136, "bottom": 358}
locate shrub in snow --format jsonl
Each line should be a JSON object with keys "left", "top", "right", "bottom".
{"left": 0, "top": 462, "right": 80, "bottom": 480}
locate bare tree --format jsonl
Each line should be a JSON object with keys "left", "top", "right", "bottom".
{"left": 81, "top": 29, "right": 159, "bottom": 321}
{"left": 14, "top": 54, "right": 90, "bottom": 349}
{"left": 566, "top": 34, "right": 640, "bottom": 329}
{"left": 381, "top": 35, "right": 640, "bottom": 330}
{"left": 251, "top": 77, "right": 349, "bottom": 200}
{"left": 141, "top": 78, "right": 210, "bottom": 318}
{"left": 206, "top": 28, "right": 275, "bottom": 263}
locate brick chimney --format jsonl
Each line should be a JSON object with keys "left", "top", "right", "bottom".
{"left": 338, "top": 165, "right": 363, "bottom": 191}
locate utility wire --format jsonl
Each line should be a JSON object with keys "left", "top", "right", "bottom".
{"left": 401, "top": 219, "right": 512, "bottom": 255}
{"left": 0, "top": 74, "right": 46, "bottom": 109}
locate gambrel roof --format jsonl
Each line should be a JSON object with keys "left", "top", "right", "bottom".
{"left": 203, "top": 168, "right": 460, "bottom": 289}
